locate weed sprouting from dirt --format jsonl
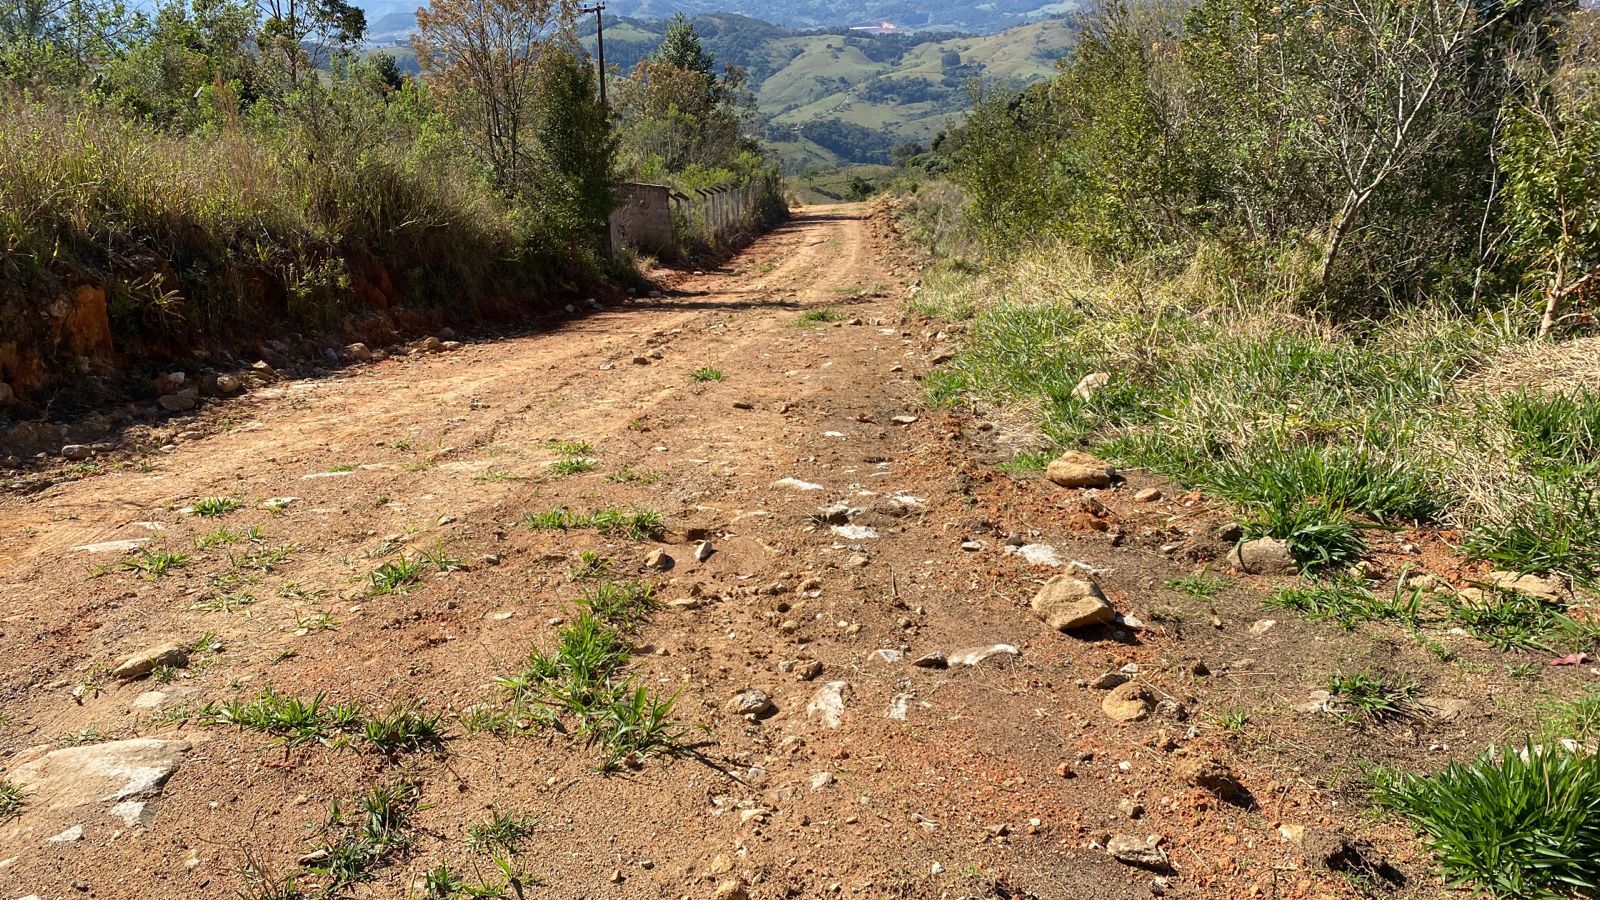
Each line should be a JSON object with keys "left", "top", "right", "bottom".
{"left": 1214, "top": 710, "right": 1250, "bottom": 733}
{"left": 567, "top": 550, "right": 613, "bottom": 581}
{"left": 1541, "top": 691, "right": 1600, "bottom": 745}
{"left": 492, "top": 581, "right": 695, "bottom": 768}
{"left": 604, "top": 466, "right": 660, "bottom": 485}
{"left": 0, "top": 782, "right": 23, "bottom": 822}
{"left": 467, "top": 810, "right": 540, "bottom": 855}
{"left": 690, "top": 366, "right": 726, "bottom": 382}
{"left": 1325, "top": 672, "right": 1419, "bottom": 723}
{"left": 368, "top": 556, "right": 427, "bottom": 595}
{"left": 1269, "top": 577, "right": 1398, "bottom": 630}
{"left": 123, "top": 547, "right": 190, "bottom": 578}
{"left": 574, "top": 581, "right": 656, "bottom": 629}
{"left": 58, "top": 726, "right": 109, "bottom": 746}
{"left": 362, "top": 704, "right": 446, "bottom": 756}
{"left": 301, "top": 782, "right": 420, "bottom": 893}
{"left": 546, "top": 440, "right": 595, "bottom": 456}
{"left": 202, "top": 690, "right": 446, "bottom": 759}
{"left": 547, "top": 457, "right": 597, "bottom": 476}
{"left": 191, "top": 496, "right": 243, "bottom": 518}
{"left": 795, "top": 307, "right": 845, "bottom": 326}
{"left": 235, "top": 543, "right": 295, "bottom": 573}
{"left": 1168, "top": 571, "right": 1227, "bottom": 600}
{"left": 1447, "top": 588, "right": 1597, "bottom": 652}
{"left": 522, "top": 507, "right": 664, "bottom": 541}
{"left": 196, "top": 525, "right": 265, "bottom": 549}
{"left": 1374, "top": 744, "right": 1600, "bottom": 898}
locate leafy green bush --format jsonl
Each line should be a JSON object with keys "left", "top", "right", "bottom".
{"left": 1375, "top": 745, "right": 1600, "bottom": 898}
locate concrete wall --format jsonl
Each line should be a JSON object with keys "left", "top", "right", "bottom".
{"left": 608, "top": 183, "right": 675, "bottom": 257}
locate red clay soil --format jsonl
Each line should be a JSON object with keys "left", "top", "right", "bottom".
{"left": 1, "top": 202, "right": 1594, "bottom": 900}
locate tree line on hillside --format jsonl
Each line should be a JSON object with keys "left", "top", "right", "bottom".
{"left": 925, "top": 0, "right": 1599, "bottom": 333}
{"left": 0, "top": 0, "right": 781, "bottom": 400}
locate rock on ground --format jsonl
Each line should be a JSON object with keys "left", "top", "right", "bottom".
{"left": 948, "top": 644, "right": 1019, "bottom": 667}
{"left": 1030, "top": 576, "right": 1115, "bottom": 631}
{"left": 5, "top": 739, "right": 189, "bottom": 825}
{"left": 1045, "top": 451, "right": 1115, "bottom": 489}
{"left": 1102, "top": 682, "right": 1155, "bottom": 722}
{"left": 806, "top": 682, "right": 851, "bottom": 728}
{"left": 111, "top": 644, "right": 188, "bottom": 680}
{"left": 1106, "top": 834, "right": 1169, "bottom": 870}
{"left": 1227, "top": 537, "right": 1298, "bottom": 575}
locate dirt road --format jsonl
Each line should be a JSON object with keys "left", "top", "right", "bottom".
{"left": 0, "top": 204, "right": 1507, "bottom": 899}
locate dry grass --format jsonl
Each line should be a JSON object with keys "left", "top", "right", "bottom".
{"left": 917, "top": 235, "right": 1600, "bottom": 581}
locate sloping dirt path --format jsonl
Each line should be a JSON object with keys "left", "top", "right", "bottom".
{"left": 0, "top": 204, "right": 1460, "bottom": 899}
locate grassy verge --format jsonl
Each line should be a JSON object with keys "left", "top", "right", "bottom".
{"left": 909, "top": 237, "right": 1600, "bottom": 583}
{"left": 0, "top": 98, "right": 605, "bottom": 399}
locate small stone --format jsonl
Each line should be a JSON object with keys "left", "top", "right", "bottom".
{"left": 930, "top": 862, "right": 945, "bottom": 875}
{"left": 911, "top": 651, "right": 948, "bottom": 669}
{"left": 1228, "top": 538, "right": 1298, "bottom": 575}
{"left": 631, "top": 355, "right": 649, "bottom": 365}
{"left": 214, "top": 373, "right": 242, "bottom": 393}
{"left": 960, "top": 540, "right": 983, "bottom": 552}
{"left": 1070, "top": 372, "right": 1110, "bottom": 400}
{"left": 891, "top": 415, "right": 919, "bottom": 425}
{"left": 1106, "top": 834, "right": 1169, "bottom": 870}
{"left": 1031, "top": 576, "right": 1116, "bottom": 631}
{"left": 794, "top": 660, "right": 823, "bottom": 681}
{"left": 1118, "top": 798, "right": 1145, "bottom": 819}
{"left": 694, "top": 540, "right": 714, "bottom": 562}
{"left": 157, "top": 390, "right": 198, "bottom": 412}
{"left": 61, "top": 444, "right": 93, "bottom": 461}
{"left": 1248, "top": 619, "right": 1277, "bottom": 635}
{"left": 1134, "top": 487, "right": 1162, "bottom": 503}
{"left": 344, "top": 343, "right": 373, "bottom": 361}
{"left": 948, "top": 644, "right": 1019, "bottom": 667}
{"left": 727, "top": 690, "right": 773, "bottom": 717}
{"left": 46, "top": 825, "right": 85, "bottom": 844}
{"left": 806, "top": 681, "right": 851, "bottom": 727}
{"left": 1488, "top": 570, "right": 1566, "bottom": 601}
{"left": 644, "top": 548, "right": 673, "bottom": 570}
{"left": 809, "top": 771, "right": 836, "bottom": 790}
{"left": 732, "top": 401, "right": 754, "bottom": 410}
{"left": 713, "top": 880, "right": 749, "bottom": 900}
{"left": 441, "top": 341, "right": 463, "bottom": 351}
{"left": 112, "top": 644, "right": 188, "bottom": 681}
{"left": 1046, "top": 451, "right": 1115, "bottom": 489}
{"left": 1102, "top": 682, "right": 1155, "bottom": 723}
{"left": 868, "top": 648, "right": 904, "bottom": 665}
{"left": 1090, "top": 672, "right": 1129, "bottom": 690}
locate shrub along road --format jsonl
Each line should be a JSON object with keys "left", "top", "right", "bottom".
{"left": 0, "top": 203, "right": 1594, "bottom": 899}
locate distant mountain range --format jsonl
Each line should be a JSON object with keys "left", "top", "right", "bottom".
{"left": 358, "top": 0, "right": 1076, "bottom": 41}
{"left": 361, "top": 10, "right": 1076, "bottom": 170}
{"left": 587, "top": 0, "right": 1074, "bottom": 33}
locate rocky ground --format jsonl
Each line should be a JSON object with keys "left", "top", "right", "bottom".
{"left": 1, "top": 202, "right": 1596, "bottom": 900}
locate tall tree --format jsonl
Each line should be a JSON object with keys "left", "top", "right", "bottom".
{"left": 255, "top": 0, "right": 364, "bottom": 89}
{"left": 411, "top": 0, "right": 580, "bottom": 189}
{"left": 653, "top": 11, "right": 712, "bottom": 78}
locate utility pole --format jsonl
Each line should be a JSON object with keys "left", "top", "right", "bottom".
{"left": 580, "top": 3, "right": 607, "bottom": 107}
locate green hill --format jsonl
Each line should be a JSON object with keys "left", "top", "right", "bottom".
{"left": 581, "top": 15, "right": 1076, "bottom": 169}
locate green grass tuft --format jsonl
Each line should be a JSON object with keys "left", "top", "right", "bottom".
{"left": 1325, "top": 672, "right": 1418, "bottom": 723}
{"left": 123, "top": 547, "right": 190, "bottom": 579}
{"left": 0, "top": 782, "right": 23, "bottom": 822}
{"left": 1374, "top": 744, "right": 1600, "bottom": 898}
{"left": 795, "top": 307, "right": 845, "bottom": 326}
{"left": 190, "top": 496, "right": 243, "bottom": 517}
{"left": 690, "top": 366, "right": 726, "bottom": 382}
